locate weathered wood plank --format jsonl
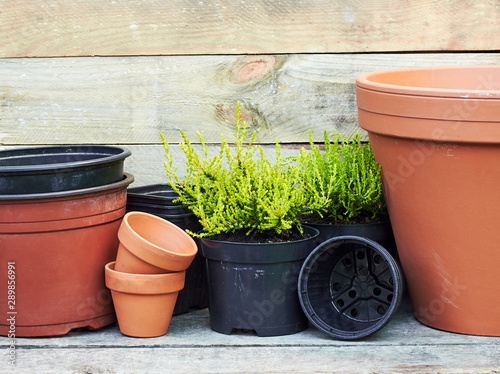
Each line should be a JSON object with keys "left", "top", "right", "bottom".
{"left": 2, "top": 53, "right": 500, "bottom": 147}
{"left": 2, "top": 299, "right": 500, "bottom": 374}
{"left": 1, "top": 0, "right": 500, "bottom": 58}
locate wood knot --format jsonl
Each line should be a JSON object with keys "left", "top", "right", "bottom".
{"left": 230, "top": 56, "right": 276, "bottom": 83}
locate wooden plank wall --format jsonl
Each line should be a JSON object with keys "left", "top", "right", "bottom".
{"left": 1, "top": 0, "right": 500, "bottom": 186}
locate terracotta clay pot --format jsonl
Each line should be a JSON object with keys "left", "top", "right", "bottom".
{"left": 0, "top": 173, "right": 134, "bottom": 337}
{"left": 356, "top": 65, "right": 500, "bottom": 336}
{"left": 105, "top": 261, "right": 185, "bottom": 337}
{"left": 115, "top": 211, "right": 198, "bottom": 274}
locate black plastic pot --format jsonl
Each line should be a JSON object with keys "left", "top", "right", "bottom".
{"left": 126, "top": 184, "right": 208, "bottom": 315}
{"left": 127, "top": 183, "right": 180, "bottom": 205}
{"left": 199, "top": 226, "right": 319, "bottom": 337}
{"left": 0, "top": 145, "right": 131, "bottom": 194}
{"left": 298, "top": 236, "right": 404, "bottom": 340}
{"left": 305, "top": 220, "right": 399, "bottom": 261}
{"left": 126, "top": 202, "right": 191, "bottom": 216}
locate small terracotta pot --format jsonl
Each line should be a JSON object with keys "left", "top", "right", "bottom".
{"left": 105, "top": 261, "right": 185, "bottom": 337}
{"left": 115, "top": 211, "right": 198, "bottom": 274}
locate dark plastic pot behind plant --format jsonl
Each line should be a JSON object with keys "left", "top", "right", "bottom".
{"left": 126, "top": 184, "right": 208, "bottom": 314}
{"left": 200, "top": 226, "right": 319, "bottom": 337}
{"left": 0, "top": 145, "right": 131, "bottom": 194}
{"left": 306, "top": 220, "right": 399, "bottom": 262}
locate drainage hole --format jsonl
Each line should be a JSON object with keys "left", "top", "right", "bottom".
{"left": 356, "top": 251, "right": 365, "bottom": 260}
{"left": 337, "top": 299, "right": 345, "bottom": 307}
{"left": 348, "top": 290, "right": 357, "bottom": 298}
{"left": 377, "top": 306, "right": 386, "bottom": 315}
{"left": 387, "top": 294, "right": 393, "bottom": 302}
{"left": 350, "top": 309, "right": 358, "bottom": 317}
{"left": 373, "top": 287, "right": 381, "bottom": 296}
{"left": 389, "top": 277, "right": 394, "bottom": 286}
{"left": 373, "top": 254, "right": 381, "bottom": 264}
{"left": 332, "top": 282, "right": 341, "bottom": 292}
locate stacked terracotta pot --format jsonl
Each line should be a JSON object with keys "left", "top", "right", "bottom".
{"left": 105, "top": 211, "right": 198, "bottom": 337}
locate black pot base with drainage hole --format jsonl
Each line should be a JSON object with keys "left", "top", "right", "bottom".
{"left": 298, "top": 235, "right": 404, "bottom": 340}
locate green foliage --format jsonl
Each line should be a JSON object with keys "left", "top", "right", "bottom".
{"left": 161, "top": 103, "right": 305, "bottom": 238}
{"left": 297, "top": 130, "right": 387, "bottom": 224}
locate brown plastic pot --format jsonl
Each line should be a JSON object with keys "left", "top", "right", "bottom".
{"left": 105, "top": 261, "right": 185, "bottom": 337}
{"left": 115, "top": 211, "right": 198, "bottom": 274}
{"left": 356, "top": 65, "right": 500, "bottom": 336}
{"left": 0, "top": 173, "right": 134, "bottom": 337}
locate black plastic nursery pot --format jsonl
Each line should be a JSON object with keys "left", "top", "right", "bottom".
{"left": 306, "top": 220, "right": 399, "bottom": 261}
{"left": 199, "top": 226, "right": 319, "bottom": 337}
{"left": 0, "top": 145, "right": 131, "bottom": 194}
{"left": 126, "top": 184, "right": 208, "bottom": 315}
{"left": 126, "top": 183, "right": 180, "bottom": 205}
{"left": 126, "top": 202, "right": 192, "bottom": 216}
{"left": 298, "top": 236, "right": 403, "bottom": 340}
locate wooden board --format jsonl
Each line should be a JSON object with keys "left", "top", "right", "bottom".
{"left": 2, "top": 52, "right": 500, "bottom": 147}
{"left": 2, "top": 299, "right": 500, "bottom": 374}
{"left": 1, "top": 0, "right": 500, "bottom": 58}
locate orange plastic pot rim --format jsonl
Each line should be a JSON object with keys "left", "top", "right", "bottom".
{"left": 356, "top": 65, "right": 500, "bottom": 99}
{"left": 105, "top": 262, "right": 185, "bottom": 295}
{"left": 0, "top": 173, "right": 134, "bottom": 201}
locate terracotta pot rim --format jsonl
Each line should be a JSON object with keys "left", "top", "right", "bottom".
{"left": 105, "top": 261, "right": 186, "bottom": 294}
{"left": 0, "top": 173, "right": 134, "bottom": 201}
{"left": 356, "top": 65, "right": 500, "bottom": 98}
{"left": 119, "top": 211, "right": 198, "bottom": 259}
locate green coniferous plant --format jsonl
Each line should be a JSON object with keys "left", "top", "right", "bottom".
{"left": 298, "top": 130, "right": 388, "bottom": 224}
{"left": 161, "top": 103, "right": 306, "bottom": 242}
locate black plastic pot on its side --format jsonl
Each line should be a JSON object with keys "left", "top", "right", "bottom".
{"left": 126, "top": 184, "right": 208, "bottom": 315}
{"left": 0, "top": 145, "right": 131, "bottom": 194}
{"left": 199, "top": 226, "right": 319, "bottom": 337}
{"left": 298, "top": 236, "right": 404, "bottom": 340}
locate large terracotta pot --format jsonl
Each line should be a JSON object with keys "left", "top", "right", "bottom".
{"left": 356, "top": 65, "right": 500, "bottom": 336}
{"left": 0, "top": 173, "right": 134, "bottom": 337}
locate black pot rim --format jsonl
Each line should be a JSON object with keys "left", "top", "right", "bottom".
{"left": 0, "top": 173, "right": 134, "bottom": 201}
{"left": 303, "top": 220, "right": 391, "bottom": 228}
{"left": 0, "top": 145, "right": 131, "bottom": 173}
{"left": 199, "top": 225, "right": 320, "bottom": 264}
